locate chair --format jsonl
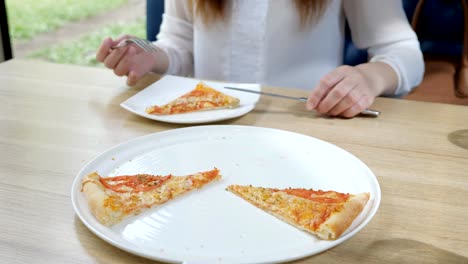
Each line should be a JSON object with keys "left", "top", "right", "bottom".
{"left": 146, "top": 0, "right": 164, "bottom": 41}
{"left": 403, "top": 0, "right": 468, "bottom": 104}
{"left": 0, "top": 0, "right": 13, "bottom": 61}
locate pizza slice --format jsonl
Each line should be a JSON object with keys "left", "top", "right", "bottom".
{"left": 226, "top": 185, "right": 369, "bottom": 240}
{"left": 145, "top": 82, "right": 240, "bottom": 115}
{"left": 81, "top": 168, "right": 221, "bottom": 226}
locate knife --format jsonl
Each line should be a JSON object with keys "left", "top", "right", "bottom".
{"left": 224, "top": 86, "right": 380, "bottom": 117}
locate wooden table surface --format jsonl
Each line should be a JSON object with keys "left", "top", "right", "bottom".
{"left": 1, "top": 59, "right": 467, "bottom": 264}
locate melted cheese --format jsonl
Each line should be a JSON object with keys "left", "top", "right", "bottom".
{"left": 228, "top": 186, "right": 345, "bottom": 232}
{"left": 101, "top": 170, "right": 219, "bottom": 215}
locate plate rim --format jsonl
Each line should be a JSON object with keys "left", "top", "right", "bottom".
{"left": 71, "top": 125, "right": 381, "bottom": 263}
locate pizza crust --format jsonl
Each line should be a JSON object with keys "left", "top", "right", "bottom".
{"left": 81, "top": 172, "right": 124, "bottom": 226}
{"left": 316, "top": 192, "right": 370, "bottom": 240}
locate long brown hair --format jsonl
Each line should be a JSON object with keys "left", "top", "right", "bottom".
{"left": 193, "top": 0, "right": 329, "bottom": 26}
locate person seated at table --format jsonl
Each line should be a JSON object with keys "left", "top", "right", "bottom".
{"left": 96, "top": 0, "right": 424, "bottom": 118}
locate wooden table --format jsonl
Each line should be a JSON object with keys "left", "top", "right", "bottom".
{"left": 1, "top": 59, "right": 467, "bottom": 264}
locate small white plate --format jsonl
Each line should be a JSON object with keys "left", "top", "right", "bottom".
{"left": 71, "top": 125, "right": 381, "bottom": 264}
{"left": 120, "top": 75, "right": 261, "bottom": 124}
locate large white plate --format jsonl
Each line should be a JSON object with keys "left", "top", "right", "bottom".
{"left": 120, "top": 75, "right": 261, "bottom": 124}
{"left": 71, "top": 125, "right": 380, "bottom": 264}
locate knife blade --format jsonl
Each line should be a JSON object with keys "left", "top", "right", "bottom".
{"left": 224, "top": 86, "right": 380, "bottom": 117}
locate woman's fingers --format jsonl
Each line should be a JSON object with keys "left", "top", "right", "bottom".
{"left": 341, "top": 96, "right": 374, "bottom": 118}
{"left": 306, "top": 66, "right": 353, "bottom": 110}
{"left": 113, "top": 46, "right": 136, "bottom": 77}
{"left": 308, "top": 65, "right": 376, "bottom": 118}
{"left": 103, "top": 44, "right": 129, "bottom": 69}
{"left": 126, "top": 71, "right": 139, "bottom": 86}
{"left": 315, "top": 76, "right": 358, "bottom": 114}
{"left": 127, "top": 67, "right": 147, "bottom": 86}
{"left": 96, "top": 35, "right": 135, "bottom": 64}
{"left": 96, "top": 37, "right": 113, "bottom": 62}
{"left": 95, "top": 34, "right": 158, "bottom": 87}
{"left": 126, "top": 47, "right": 157, "bottom": 86}
{"left": 327, "top": 87, "right": 361, "bottom": 116}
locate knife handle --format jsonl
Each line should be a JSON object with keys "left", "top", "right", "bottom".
{"left": 360, "top": 108, "right": 380, "bottom": 117}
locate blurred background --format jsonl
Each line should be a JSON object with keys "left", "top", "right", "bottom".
{"left": 4, "top": 0, "right": 146, "bottom": 66}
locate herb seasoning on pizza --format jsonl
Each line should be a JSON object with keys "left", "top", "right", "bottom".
{"left": 145, "top": 82, "right": 240, "bottom": 115}
{"left": 226, "top": 185, "right": 369, "bottom": 240}
{"left": 81, "top": 168, "right": 221, "bottom": 226}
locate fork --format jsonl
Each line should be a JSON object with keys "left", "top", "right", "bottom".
{"left": 110, "top": 38, "right": 159, "bottom": 53}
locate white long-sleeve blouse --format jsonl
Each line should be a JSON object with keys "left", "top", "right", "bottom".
{"left": 154, "top": 0, "right": 424, "bottom": 96}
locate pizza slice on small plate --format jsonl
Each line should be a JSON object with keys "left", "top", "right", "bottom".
{"left": 146, "top": 82, "right": 240, "bottom": 115}
{"left": 227, "top": 185, "right": 369, "bottom": 240}
{"left": 81, "top": 168, "right": 221, "bottom": 226}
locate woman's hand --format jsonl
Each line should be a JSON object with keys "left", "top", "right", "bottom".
{"left": 306, "top": 63, "right": 398, "bottom": 118}
{"left": 96, "top": 35, "right": 168, "bottom": 86}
